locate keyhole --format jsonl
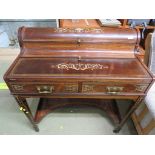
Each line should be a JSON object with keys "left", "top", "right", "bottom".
{"left": 77, "top": 39, "right": 81, "bottom": 46}
{"left": 78, "top": 56, "right": 81, "bottom": 63}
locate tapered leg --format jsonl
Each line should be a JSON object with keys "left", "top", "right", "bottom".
{"left": 14, "top": 96, "right": 39, "bottom": 132}
{"left": 113, "top": 97, "right": 144, "bottom": 133}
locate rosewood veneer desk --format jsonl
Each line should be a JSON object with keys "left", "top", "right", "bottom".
{"left": 4, "top": 27, "right": 154, "bottom": 133}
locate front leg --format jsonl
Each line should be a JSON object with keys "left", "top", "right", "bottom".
{"left": 113, "top": 97, "right": 144, "bottom": 133}
{"left": 14, "top": 96, "right": 39, "bottom": 132}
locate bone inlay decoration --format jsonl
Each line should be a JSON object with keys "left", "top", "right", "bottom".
{"left": 55, "top": 63, "right": 109, "bottom": 71}
{"left": 54, "top": 28, "right": 103, "bottom": 33}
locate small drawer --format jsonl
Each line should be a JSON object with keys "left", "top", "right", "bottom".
{"left": 10, "top": 83, "right": 78, "bottom": 94}
{"left": 82, "top": 82, "right": 149, "bottom": 94}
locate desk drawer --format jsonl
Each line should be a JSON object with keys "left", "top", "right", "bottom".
{"left": 82, "top": 82, "right": 149, "bottom": 94}
{"left": 10, "top": 83, "right": 78, "bottom": 94}
{"left": 10, "top": 82, "right": 149, "bottom": 95}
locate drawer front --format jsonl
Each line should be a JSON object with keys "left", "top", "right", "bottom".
{"left": 82, "top": 82, "right": 149, "bottom": 94}
{"left": 10, "top": 82, "right": 149, "bottom": 95}
{"left": 10, "top": 83, "right": 78, "bottom": 94}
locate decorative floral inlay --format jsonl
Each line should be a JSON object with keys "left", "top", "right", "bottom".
{"left": 54, "top": 28, "right": 103, "bottom": 33}
{"left": 55, "top": 63, "right": 108, "bottom": 71}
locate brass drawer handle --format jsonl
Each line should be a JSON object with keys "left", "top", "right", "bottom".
{"left": 106, "top": 86, "right": 124, "bottom": 95}
{"left": 36, "top": 85, "right": 54, "bottom": 94}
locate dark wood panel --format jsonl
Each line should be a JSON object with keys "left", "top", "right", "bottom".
{"left": 20, "top": 27, "right": 138, "bottom": 44}
{"left": 9, "top": 58, "right": 151, "bottom": 80}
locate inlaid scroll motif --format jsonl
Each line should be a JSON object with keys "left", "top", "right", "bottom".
{"left": 135, "top": 85, "right": 148, "bottom": 92}
{"left": 56, "top": 63, "right": 109, "bottom": 71}
{"left": 64, "top": 85, "right": 78, "bottom": 92}
{"left": 12, "top": 85, "right": 24, "bottom": 91}
{"left": 82, "top": 85, "right": 94, "bottom": 92}
{"left": 54, "top": 28, "right": 103, "bottom": 33}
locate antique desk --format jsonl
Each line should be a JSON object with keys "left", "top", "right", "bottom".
{"left": 4, "top": 27, "right": 154, "bottom": 133}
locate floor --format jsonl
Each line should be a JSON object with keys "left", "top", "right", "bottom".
{"left": 0, "top": 49, "right": 137, "bottom": 135}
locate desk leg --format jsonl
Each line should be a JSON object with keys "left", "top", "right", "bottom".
{"left": 113, "top": 97, "right": 144, "bottom": 133}
{"left": 14, "top": 96, "right": 39, "bottom": 132}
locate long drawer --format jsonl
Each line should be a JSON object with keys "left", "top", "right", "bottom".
{"left": 9, "top": 81, "right": 149, "bottom": 95}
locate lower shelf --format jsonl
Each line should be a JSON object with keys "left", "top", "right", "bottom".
{"left": 34, "top": 98, "right": 121, "bottom": 125}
